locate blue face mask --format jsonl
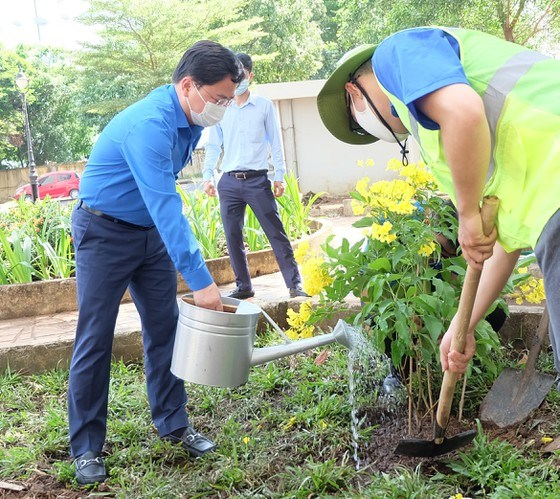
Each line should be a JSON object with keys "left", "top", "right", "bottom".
{"left": 235, "top": 79, "right": 250, "bottom": 96}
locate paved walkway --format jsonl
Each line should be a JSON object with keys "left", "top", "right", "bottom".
{"left": 0, "top": 216, "right": 363, "bottom": 372}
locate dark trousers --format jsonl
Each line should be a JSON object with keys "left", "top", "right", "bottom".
{"left": 217, "top": 172, "right": 301, "bottom": 291}
{"left": 67, "top": 205, "right": 188, "bottom": 457}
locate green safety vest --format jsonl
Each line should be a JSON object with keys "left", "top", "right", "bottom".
{"left": 379, "top": 27, "right": 560, "bottom": 252}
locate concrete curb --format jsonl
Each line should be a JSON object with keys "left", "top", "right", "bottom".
{"left": 0, "top": 218, "right": 333, "bottom": 321}
{"left": 0, "top": 219, "right": 336, "bottom": 374}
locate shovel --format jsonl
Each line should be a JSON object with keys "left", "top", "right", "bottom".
{"left": 395, "top": 196, "right": 499, "bottom": 457}
{"left": 479, "top": 304, "right": 555, "bottom": 428}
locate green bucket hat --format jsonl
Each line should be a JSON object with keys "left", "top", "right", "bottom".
{"left": 317, "top": 44, "right": 378, "bottom": 145}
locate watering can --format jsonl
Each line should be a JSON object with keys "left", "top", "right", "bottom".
{"left": 171, "top": 294, "right": 353, "bottom": 388}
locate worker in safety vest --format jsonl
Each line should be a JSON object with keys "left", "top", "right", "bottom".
{"left": 317, "top": 27, "right": 560, "bottom": 384}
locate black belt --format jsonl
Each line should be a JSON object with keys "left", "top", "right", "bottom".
{"left": 78, "top": 201, "right": 154, "bottom": 231}
{"left": 227, "top": 170, "right": 268, "bottom": 180}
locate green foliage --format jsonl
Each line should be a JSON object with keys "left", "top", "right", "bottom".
{"left": 2, "top": 353, "right": 558, "bottom": 496}
{"left": 444, "top": 420, "right": 560, "bottom": 497}
{"left": 0, "top": 46, "right": 95, "bottom": 166}
{"left": 241, "top": 0, "right": 326, "bottom": 82}
{"left": 177, "top": 187, "right": 227, "bottom": 259}
{"left": 77, "top": 0, "right": 263, "bottom": 120}
{"left": 0, "top": 47, "right": 28, "bottom": 168}
{"left": 243, "top": 206, "right": 268, "bottom": 252}
{"left": 334, "top": 0, "right": 560, "bottom": 60}
{"left": 0, "top": 198, "right": 75, "bottom": 283}
{"left": 276, "top": 171, "right": 325, "bottom": 241}
{"left": 315, "top": 160, "right": 502, "bottom": 415}
{"left": 0, "top": 181, "right": 317, "bottom": 284}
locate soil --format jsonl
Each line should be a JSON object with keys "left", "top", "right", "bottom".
{"left": 359, "top": 397, "right": 558, "bottom": 475}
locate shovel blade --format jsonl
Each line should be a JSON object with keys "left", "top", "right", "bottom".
{"left": 394, "top": 429, "right": 477, "bottom": 458}
{"left": 479, "top": 368, "right": 555, "bottom": 428}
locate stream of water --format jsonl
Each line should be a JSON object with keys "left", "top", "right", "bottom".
{"left": 342, "top": 321, "right": 406, "bottom": 470}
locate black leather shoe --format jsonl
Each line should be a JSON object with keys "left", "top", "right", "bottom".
{"left": 163, "top": 426, "right": 216, "bottom": 458}
{"left": 289, "top": 286, "right": 310, "bottom": 298}
{"left": 74, "top": 451, "right": 106, "bottom": 485}
{"left": 227, "top": 288, "right": 255, "bottom": 300}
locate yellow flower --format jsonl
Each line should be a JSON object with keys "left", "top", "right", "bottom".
{"left": 517, "top": 266, "right": 528, "bottom": 274}
{"left": 243, "top": 436, "right": 251, "bottom": 444}
{"left": 283, "top": 416, "right": 297, "bottom": 430}
{"left": 386, "top": 158, "right": 404, "bottom": 172}
{"left": 418, "top": 241, "right": 436, "bottom": 257}
{"left": 368, "top": 179, "right": 416, "bottom": 216}
{"left": 301, "top": 257, "right": 333, "bottom": 296}
{"left": 356, "top": 159, "right": 364, "bottom": 167}
{"left": 366, "top": 158, "right": 375, "bottom": 167}
{"left": 286, "top": 301, "right": 317, "bottom": 339}
{"left": 321, "top": 420, "right": 327, "bottom": 429}
{"left": 294, "top": 241, "right": 310, "bottom": 264}
{"left": 507, "top": 277, "right": 546, "bottom": 304}
{"left": 351, "top": 199, "right": 366, "bottom": 216}
{"left": 355, "top": 177, "right": 371, "bottom": 197}
{"left": 399, "top": 164, "right": 437, "bottom": 188}
{"left": 370, "top": 221, "right": 397, "bottom": 244}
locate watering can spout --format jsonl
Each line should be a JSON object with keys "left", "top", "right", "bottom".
{"left": 250, "top": 319, "right": 353, "bottom": 367}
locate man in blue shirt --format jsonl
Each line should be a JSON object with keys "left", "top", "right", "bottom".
{"left": 68, "top": 40, "right": 243, "bottom": 485}
{"left": 202, "top": 53, "right": 309, "bottom": 300}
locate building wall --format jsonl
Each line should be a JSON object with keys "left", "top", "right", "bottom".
{"left": 256, "top": 80, "right": 420, "bottom": 196}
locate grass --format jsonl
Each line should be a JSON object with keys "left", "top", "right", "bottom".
{"left": 1, "top": 334, "right": 559, "bottom": 497}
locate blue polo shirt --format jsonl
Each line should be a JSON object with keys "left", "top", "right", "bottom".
{"left": 79, "top": 84, "right": 212, "bottom": 290}
{"left": 372, "top": 27, "right": 469, "bottom": 130}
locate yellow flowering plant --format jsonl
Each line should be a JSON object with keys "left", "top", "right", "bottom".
{"left": 317, "top": 159, "right": 504, "bottom": 409}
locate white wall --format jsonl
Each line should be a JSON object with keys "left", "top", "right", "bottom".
{"left": 255, "top": 80, "right": 420, "bottom": 196}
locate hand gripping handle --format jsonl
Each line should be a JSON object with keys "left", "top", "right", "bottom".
{"left": 435, "top": 196, "right": 499, "bottom": 443}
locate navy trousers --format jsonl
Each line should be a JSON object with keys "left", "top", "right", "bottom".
{"left": 217, "top": 172, "right": 301, "bottom": 291}
{"left": 67, "top": 205, "right": 188, "bottom": 457}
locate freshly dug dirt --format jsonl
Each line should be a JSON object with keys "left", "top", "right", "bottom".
{"left": 359, "top": 398, "right": 558, "bottom": 474}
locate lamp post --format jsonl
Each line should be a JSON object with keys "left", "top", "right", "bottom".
{"left": 15, "top": 70, "right": 39, "bottom": 202}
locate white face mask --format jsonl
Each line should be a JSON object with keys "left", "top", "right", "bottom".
{"left": 351, "top": 96, "right": 408, "bottom": 143}
{"left": 186, "top": 85, "right": 228, "bottom": 127}
{"left": 235, "top": 78, "right": 250, "bottom": 96}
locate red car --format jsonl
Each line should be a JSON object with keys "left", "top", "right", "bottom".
{"left": 14, "top": 170, "right": 81, "bottom": 201}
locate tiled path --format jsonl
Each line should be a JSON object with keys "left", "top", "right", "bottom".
{"left": 0, "top": 217, "right": 363, "bottom": 370}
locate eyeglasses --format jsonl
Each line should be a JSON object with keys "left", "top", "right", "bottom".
{"left": 196, "top": 84, "right": 234, "bottom": 108}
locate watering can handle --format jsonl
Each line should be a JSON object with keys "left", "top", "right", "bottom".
{"left": 260, "top": 307, "right": 293, "bottom": 344}
{"left": 435, "top": 196, "right": 499, "bottom": 442}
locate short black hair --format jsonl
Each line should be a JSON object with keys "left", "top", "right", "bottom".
{"left": 173, "top": 40, "right": 243, "bottom": 85}
{"left": 236, "top": 53, "right": 253, "bottom": 72}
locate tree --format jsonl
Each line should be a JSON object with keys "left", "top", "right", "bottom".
{"left": 77, "top": 0, "right": 264, "bottom": 124}
{"left": 0, "top": 46, "right": 28, "bottom": 168}
{"left": 334, "top": 0, "right": 560, "bottom": 55}
{"left": 241, "top": 0, "right": 326, "bottom": 83}
{"left": 0, "top": 46, "right": 95, "bottom": 167}
{"left": 492, "top": 0, "right": 560, "bottom": 48}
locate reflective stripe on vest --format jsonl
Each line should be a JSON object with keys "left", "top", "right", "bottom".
{"left": 407, "top": 49, "right": 550, "bottom": 181}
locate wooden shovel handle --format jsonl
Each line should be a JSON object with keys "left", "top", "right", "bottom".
{"left": 525, "top": 304, "right": 549, "bottom": 374}
{"left": 435, "top": 196, "right": 499, "bottom": 440}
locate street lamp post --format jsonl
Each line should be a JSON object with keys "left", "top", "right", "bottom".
{"left": 15, "top": 70, "right": 39, "bottom": 202}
